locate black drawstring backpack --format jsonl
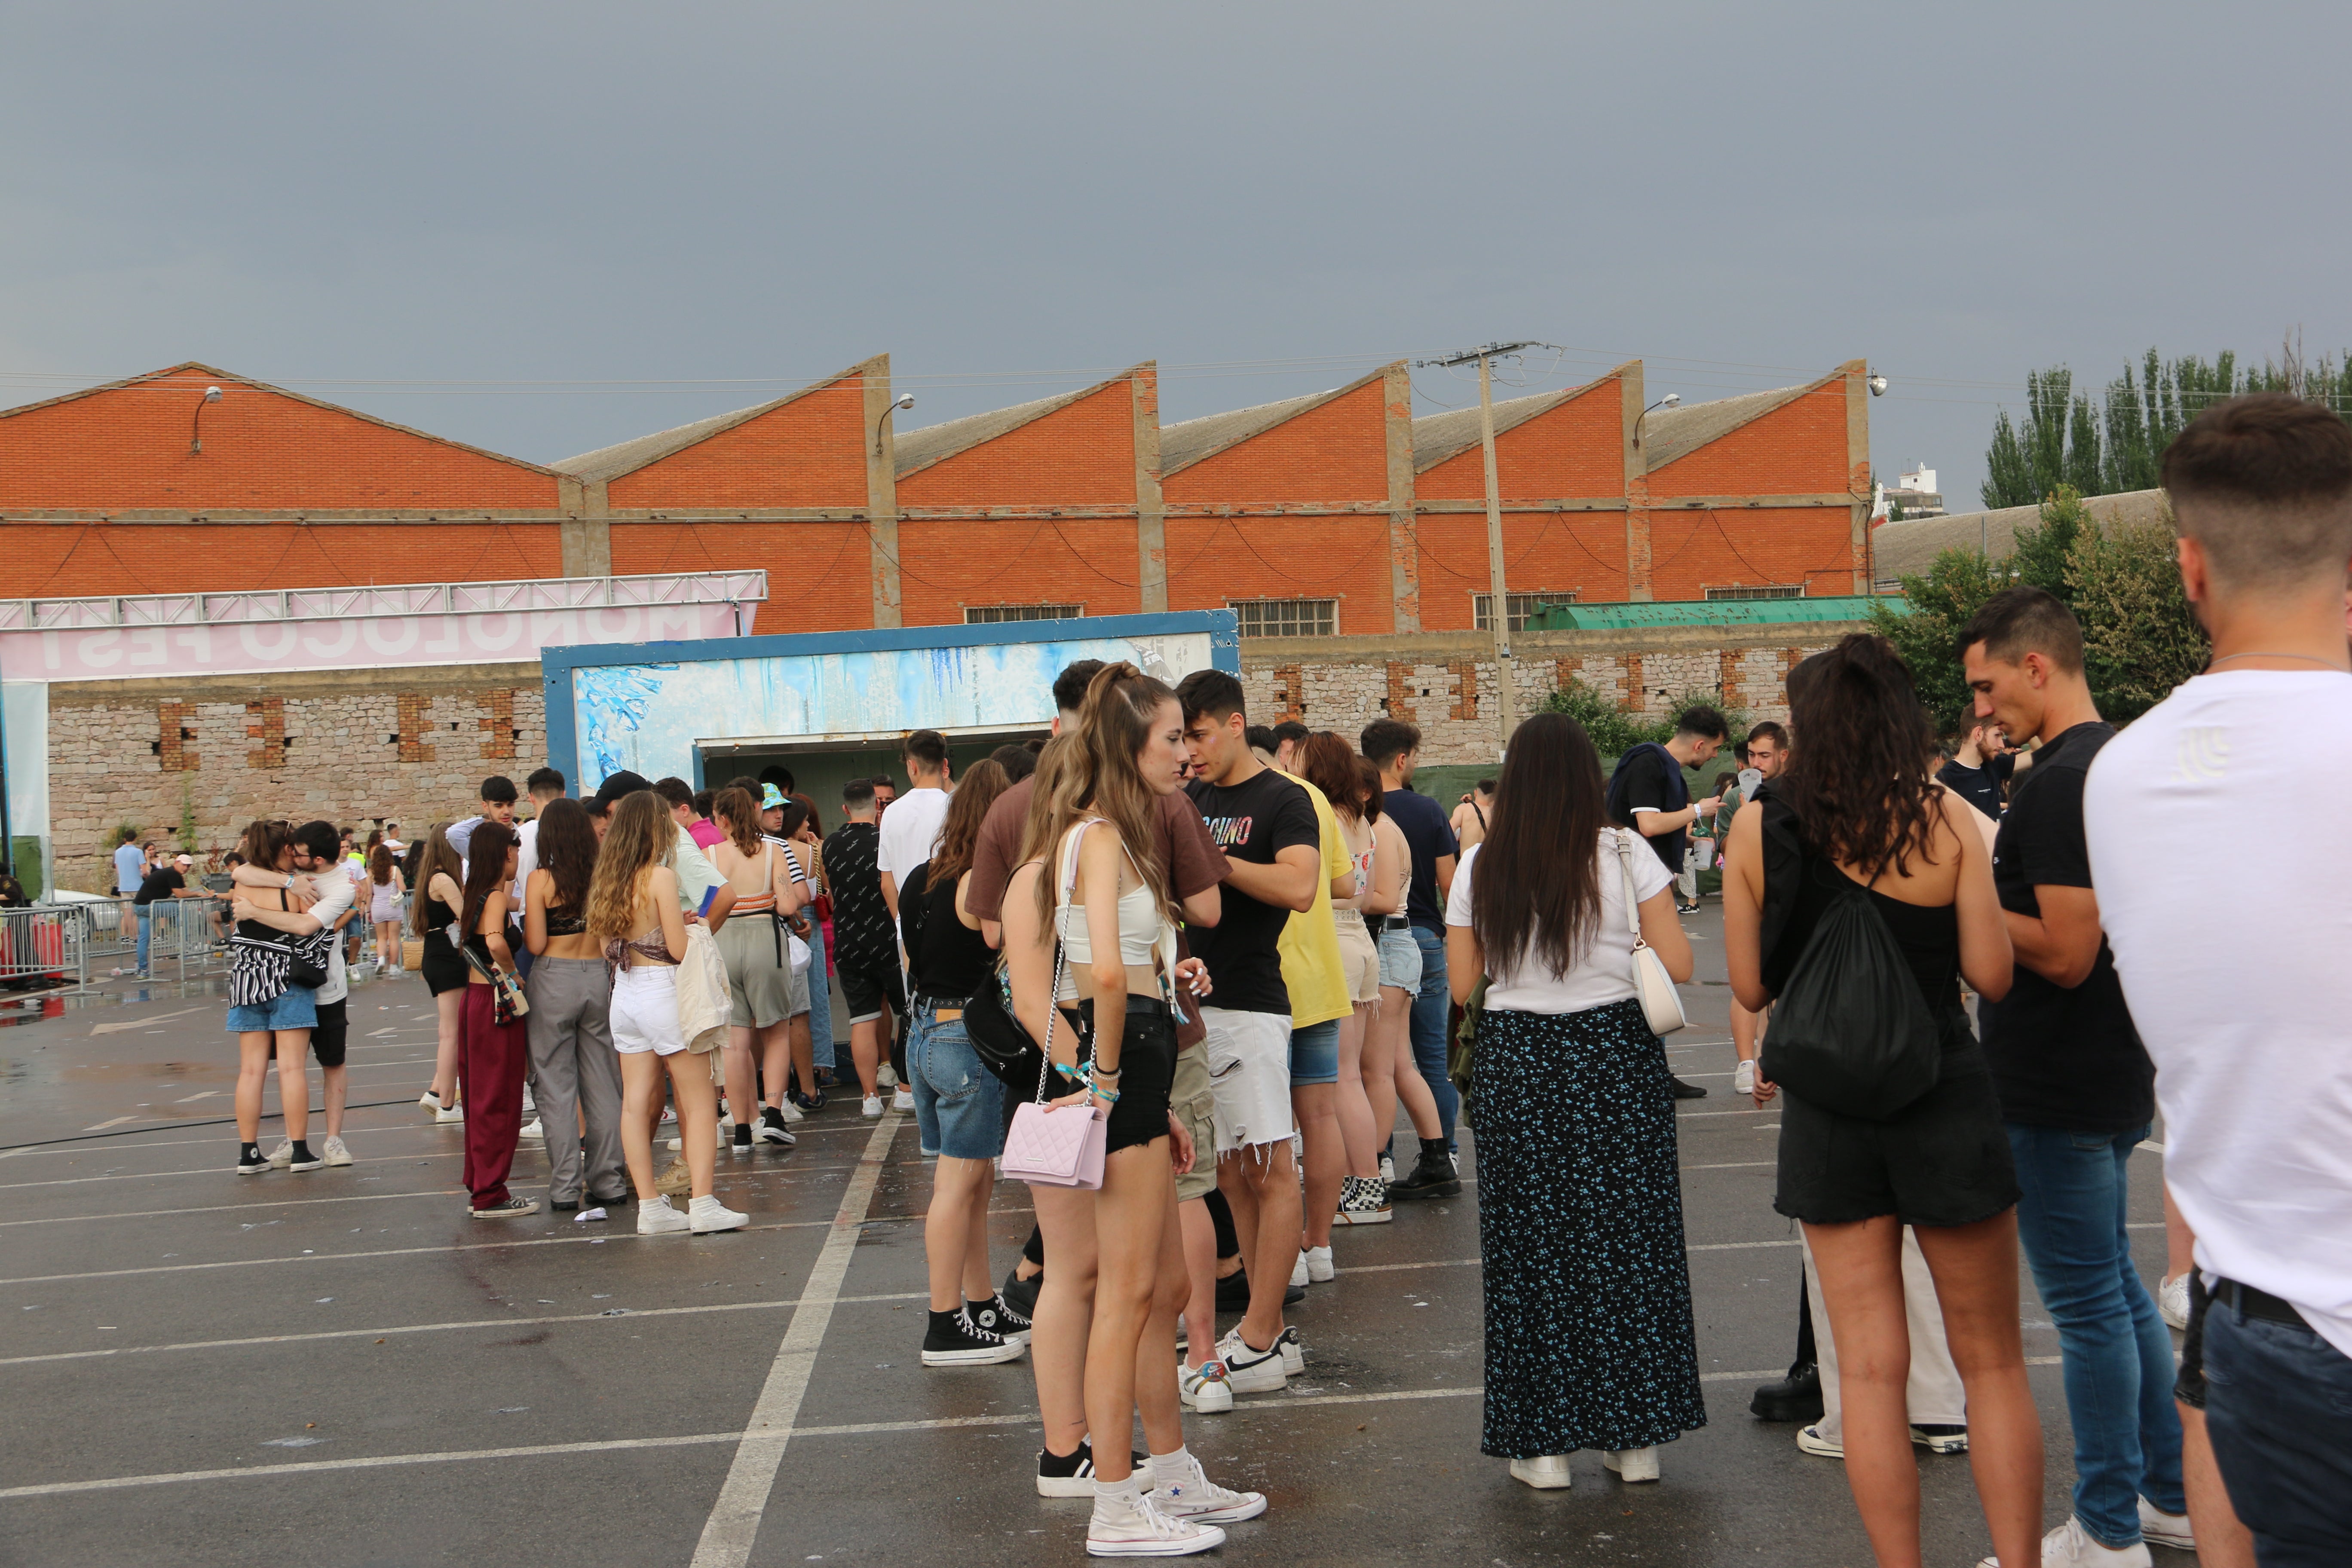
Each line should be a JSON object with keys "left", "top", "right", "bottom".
{"left": 1758, "top": 859, "right": 1942, "bottom": 1121}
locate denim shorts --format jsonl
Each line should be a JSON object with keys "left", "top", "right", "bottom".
{"left": 227, "top": 986, "right": 318, "bottom": 1035}
{"left": 1377, "top": 927, "right": 1423, "bottom": 991}
{"left": 1288, "top": 1016, "right": 1341, "bottom": 1086}
{"left": 910, "top": 1000, "right": 1005, "bottom": 1161}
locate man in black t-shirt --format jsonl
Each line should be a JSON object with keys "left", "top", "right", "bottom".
{"left": 130, "top": 854, "right": 207, "bottom": 978}
{"left": 1607, "top": 705, "right": 1729, "bottom": 914}
{"left": 824, "top": 778, "right": 904, "bottom": 1115}
{"left": 1180, "top": 669, "right": 1322, "bottom": 1396}
{"left": 1961, "top": 586, "right": 2187, "bottom": 1557}
{"left": 1937, "top": 714, "right": 2018, "bottom": 821}
{"left": 1362, "top": 718, "right": 1466, "bottom": 1185}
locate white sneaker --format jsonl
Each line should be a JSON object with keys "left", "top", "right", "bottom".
{"left": 1085, "top": 1486, "right": 1224, "bottom": 1558}
{"left": 1302, "top": 1244, "right": 1334, "bottom": 1283}
{"left": 659, "top": 1106, "right": 677, "bottom": 1124}
{"left": 1509, "top": 1454, "right": 1573, "bottom": 1489}
{"left": 518, "top": 1119, "right": 544, "bottom": 1141}
{"left": 1602, "top": 1446, "right": 1659, "bottom": 1482}
{"left": 1976, "top": 1516, "right": 2153, "bottom": 1568}
{"left": 667, "top": 1135, "right": 683, "bottom": 1152}
{"left": 2136, "top": 1498, "right": 2195, "bottom": 1553}
{"left": 862, "top": 1094, "right": 884, "bottom": 1118}
{"left": 637, "top": 1194, "right": 691, "bottom": 1235}
{"left": 1179, "top": 1360, "right": 1234, "bottom": 1413}
{"left": 1379, "top": 1152, "right": 1394, "bottom": 1185}
{"left": 322, "top": 1135, "right": 353, "bottom": 1167}
{"left": 434, "top": 1104, "right": 465, "bottom": 1124}
{"left": 521, "top": 1086, "right": 536, "bottom": 1114}
{"left": 892, "top": 1086, "right": 915, "bottom": 1112}
{"left": 777, "top": 1097, "right": 806, "bottom": 1123}
{"left": 1148, "top": 1448, "right": 1266, "bottom": 1524}
{"left": 1795, "top": 1422, "right": 1844, "bottom": 1459}
{"left": 266, "top": 1140, "right": 294, "bottom": 1168}
{"left": 1289, "top": 1252, "right": 1309, "bottom": 1288}
{"left": 2158, "top": 1271, "right": 2190, "bottom": 1331}
{"left": 1733, "top": 1059, "right": 1757, "bottom": 1095}
{"left": 1214, "top": 1328, "right": 1287, "bottom": 1393}
{"left": 1275, "top": 1324, "right": 1305, "bottom": 1375}
{"left": 418, "top": 1089, "right": 443, "bottom": 1112}
{"left": 687, "top": 1193, "right": 748, "bottom": 1234}
{"left": 876, "top": 1064, "right": 898, "bottom": 1089}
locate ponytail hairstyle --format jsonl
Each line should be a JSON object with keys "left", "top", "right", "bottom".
{"left": 1469, "top": 710, "right": 1607, "bottom": 980}
{"left": 237, "top": 819, "right": 291, "bottom": 873}
{"left": 713, "top": 786, "right": 763, "bottom": 857}
{"left": 1778, "top": 632, "right": 1942, "bottom": 879}
{"left": 1029, "top": 660, "right": 1182, "bottom": 927}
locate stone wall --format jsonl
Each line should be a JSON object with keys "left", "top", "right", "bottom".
{"left": 1240, "top": 625, "right": 1854, "bottom": 762}
{"left": 48, "top": 664, "right": 544, "bottom": 891}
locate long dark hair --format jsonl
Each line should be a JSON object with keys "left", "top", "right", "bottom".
{"left": 535, "top": 797, "right": 597, "bottom": 914}
{"left": 368, "top": 842, "right": 396, "bottom": 885}
{"left": 1297, "top": 732, "right": 1368, "bottom": 821}
{"left": 460, "top": 821, "right": 516, "bottom": 937}
{"left": 1778, "top": 633, "right": 1941, "bottom": 878}
{"left": 925, "top": 759, "right": 1010, "bottom": 892}
{"left": 1470, "top": 711, "right": 1607, "bottom": 980}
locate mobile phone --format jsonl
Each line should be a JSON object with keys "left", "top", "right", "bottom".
{"left": 698, "top": 885, "right": 719, "bottom": 917}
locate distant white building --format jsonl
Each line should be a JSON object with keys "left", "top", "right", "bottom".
{"left": 1883, "top": 461, "right": 1946, "bottom": 519}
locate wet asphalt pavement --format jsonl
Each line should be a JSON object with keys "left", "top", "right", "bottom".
{"left": 0, "top": 907, "right": 2187, "bottom": 1567}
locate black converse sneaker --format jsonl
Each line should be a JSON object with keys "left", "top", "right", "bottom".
{"left": 1035, "top": 1436, "right": 1150, "bottom": 1498}
{"left": 756, "top": 1105, "right": 795, "bottom": 1145}
{"left": 921, "top": 1305, "right": 1027, "bottom": 1367}
{"left": 971, "top": 1291, "right": 1031, "bottom": 1343}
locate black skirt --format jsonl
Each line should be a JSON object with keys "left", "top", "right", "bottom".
{"left": 1472, "top": 999, "right": 1707, "bottom": 1458}
{"left": 1077, "top": 996, "right": 1177, "bottom": 1156}
{"left": 1773, "top": 1042, "right": 2019, "bottom": 1228}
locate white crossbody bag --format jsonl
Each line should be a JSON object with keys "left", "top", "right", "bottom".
{"left": 1614, "top": 828, "right": 1687, "bottom": 1037}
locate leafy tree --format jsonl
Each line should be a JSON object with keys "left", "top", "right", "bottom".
{"left": 1540, "top": 680, "right": 1747, "bottom": 761}
{"left": 1982, "top": 368, "right": 2095, "bottom": 508}
{"left": 1868, "top": 547, "right": 2006, "bottom": 733}
{"left": 2008, "top": 484, "right": 2088, "bottom": 597}
{"left": 2067, "top": 509, "right": 2208, "bottom": 723}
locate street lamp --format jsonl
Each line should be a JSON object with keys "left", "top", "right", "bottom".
{"left": 189, "top": 384, "right": 222, "bottom": 455}
{"left": 874, "top": 392, "right": 915, "bottom": 454}
{"left": 1631, "top": 392, "right": 1680, "bottom": 447}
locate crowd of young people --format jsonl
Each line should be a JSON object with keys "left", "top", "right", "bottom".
{"left": 202, "top": 392, "right": 2350, "bottom": 1565}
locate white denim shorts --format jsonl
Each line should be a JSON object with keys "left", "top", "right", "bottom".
{"left": 609, "top": 964, "right": 687, "bottom": 1057}
{"left": 1200, "top": 1006, "right": 1294, "bottom": 1154}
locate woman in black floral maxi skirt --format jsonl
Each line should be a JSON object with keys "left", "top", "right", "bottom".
{"left": 1444, "top": 711, "right": 1708, "bottom": 1488}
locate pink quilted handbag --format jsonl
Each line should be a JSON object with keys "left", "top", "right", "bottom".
{"left": 1000, "top": 821, "right": 1109, "bottom": 1190}
{"left": 1001, "top": 1099, "right": 1107, "bottom": 1188}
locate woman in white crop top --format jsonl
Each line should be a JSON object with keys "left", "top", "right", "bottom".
{"left": 1012, "top": 664, "right": 1253, "bottom": 1551}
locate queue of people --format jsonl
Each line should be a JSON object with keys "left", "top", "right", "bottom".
{"left": 201, "top": 390, "right": 2351, "bottom": 1565}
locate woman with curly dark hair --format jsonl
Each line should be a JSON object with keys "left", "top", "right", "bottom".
{"left": 1721, "top": 634, "right": 2038, "bottom": 1568}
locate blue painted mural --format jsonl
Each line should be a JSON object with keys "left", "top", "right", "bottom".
{"left": 567, "top": 629, "right": 1217, "bottom": 791}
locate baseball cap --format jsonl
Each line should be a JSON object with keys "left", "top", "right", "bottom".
{"left": 174, "top": 854, "right": 193, "bottom": 867}
{"left": 759, "top": 784, "right": 786, "bottom": 810}
{"left": 592, "top": 769, "right": 655, "bottom": 808}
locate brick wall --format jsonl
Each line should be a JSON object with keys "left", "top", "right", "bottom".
{"left": 47, "top": 669, "right": 545, "bottom": 891}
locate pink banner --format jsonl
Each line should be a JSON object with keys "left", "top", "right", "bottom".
{"left": 1, "top": 602, "right": 747, "bottom": 682}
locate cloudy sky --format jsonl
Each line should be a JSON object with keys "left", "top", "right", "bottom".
{"left": 4, "top": 2, "right": 2343, "bottom": 509}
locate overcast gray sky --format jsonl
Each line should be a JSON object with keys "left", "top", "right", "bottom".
{"left": 5, "top": 2, "right": 2344, "bottom": 511}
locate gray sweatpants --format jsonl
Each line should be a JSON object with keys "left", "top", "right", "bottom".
{"left": 524, "top": 956, "right": 626, "bottom": 1204}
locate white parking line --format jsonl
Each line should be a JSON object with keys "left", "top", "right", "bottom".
{"left": 690, "top": 1111, "right": 901, "bottom": 1567}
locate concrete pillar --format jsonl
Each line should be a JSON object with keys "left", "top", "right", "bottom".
{"left": 1384, "top": 361, "right": 1420, "bottom": 631}
{"left": 1843, "top": 358, "right": 1873, "bottom": 594}
{"left": 1133, "top": 364, "right": 1167, "bottom": 612}
{"left": 1620, "top": 361, "right": 1653, "bottom": 602}
{"left": 861, "top": 353, "right": 903, "bottom": 628}
{"left": 557, "top": 475, "right": 611, "bottom": 579}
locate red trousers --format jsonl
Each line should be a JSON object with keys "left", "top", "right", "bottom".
{"left": 459, "top": 982, "right": 530, "bottom": 1209}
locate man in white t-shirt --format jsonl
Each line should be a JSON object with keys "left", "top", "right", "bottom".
{"left": 2084, "top": 392, "right": 2352, "bottom": 1568}
{"left": 876, "top": 728, "right": 953, "bottom": 930}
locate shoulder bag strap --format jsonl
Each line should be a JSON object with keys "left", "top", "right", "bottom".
{"left": 1036, "top": 822, "right": 1092, "bottom": 1105}
{"left": 1615, "top": 829, "right": 1650, "bottom": 950}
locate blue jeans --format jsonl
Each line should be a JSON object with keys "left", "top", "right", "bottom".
{"left": 802, "top": 919, "right": 836, "bottom": 1084}
{"left": 135, "top": 904, "right": 152, "bottom": 974}
{"left": 2203, "top": 1295, "right": 2352, "bottom": 1567}
{"left": 2007, "top": 1122, "right": 2185, "bottom": 1547}
{"left": 908, "top": 1000, "right": 1004, "bottom": 1161}
{"left": 1408, "top": 923, "right": 1457, "bottom": 1149}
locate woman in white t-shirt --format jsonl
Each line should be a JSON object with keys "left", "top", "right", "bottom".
{"left": 1443, "top": 710, "right": 1702, "bottom": 1492}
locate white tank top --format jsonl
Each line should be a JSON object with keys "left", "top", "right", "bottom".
{"left": 1053, "top": 820, "right": 1177, "bottom": 999}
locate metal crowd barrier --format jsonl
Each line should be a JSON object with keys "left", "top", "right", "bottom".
{"left": 12, "top": 885, "right": 407, "bottom": 990}
{"left": 0, "top": 904, "right": 88, "bottom": 988}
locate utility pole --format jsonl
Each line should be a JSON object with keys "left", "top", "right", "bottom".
{"left": 1420, "top": 340, "right": 1543, "bottom": 760}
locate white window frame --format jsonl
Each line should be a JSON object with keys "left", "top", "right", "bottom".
{"left": 962, "top": 603, "right": 1085, "bottom": 624}
{"left": 1703, "top": 584, "right": 1803, "bottom": 601}
{"left": 1228, "top": 598, "right": 1339, "bottom": 638}
{"left": 1473, "top": 590, "right": 1579, "bottom": 631}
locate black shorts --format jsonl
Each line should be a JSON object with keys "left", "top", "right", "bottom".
{"left": 838, "top": 962, "right": 905, "bottom": 1026}
{"left": 310, "top": 996, "right": 348, "bottom": 1069}
{"left": 1773, "top": 1047, "right": 2021, "bottom": 1228}
{"left": 1077, "top": 996, "right": 1177, "bottom": 1156}
{"left": 2175, "top": 1271, "right": 2209, "bottom": 1409}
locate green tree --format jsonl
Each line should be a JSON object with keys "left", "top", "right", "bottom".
{"left": 2067, "top": 508, "right": 2208, "bottom": 723}
{"left": 2008, "top": 483, "right": 2088, "bottom": 597}
{"left": 1868, "top": 546, "right": 2006, "bottom": 734}
{"left": 1540, "top": 680, "right": 1747, "bottom": 761}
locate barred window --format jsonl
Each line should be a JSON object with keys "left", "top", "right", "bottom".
{"left": 1473, "top": 591, "right": 1578, "bottom": 631}
{"left": 963, "top": 603, "right": 1084, "bottom": 624}
{"left": 1703, "top": 585, "right": 1803, "bottom": 601}
{"left": 1229, "top": 598, "right": 1338, "bottom": 638}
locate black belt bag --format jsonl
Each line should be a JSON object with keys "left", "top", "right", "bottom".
{"left": 1378, "top": 915, "right": 1412, "bottom": 933}
{"left": 2214, "top": 1278, "right": 2309, "bottom": 1329}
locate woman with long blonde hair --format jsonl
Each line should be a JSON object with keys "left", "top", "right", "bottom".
{"left": 586, "top": 789, "right": 745, "bottom": 1236}
{"left": 1018, "top": 665, "right": 1260, "bottom": 1556}
{"left": 410, "top": 822, "right": 469, "bottom": 1123}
